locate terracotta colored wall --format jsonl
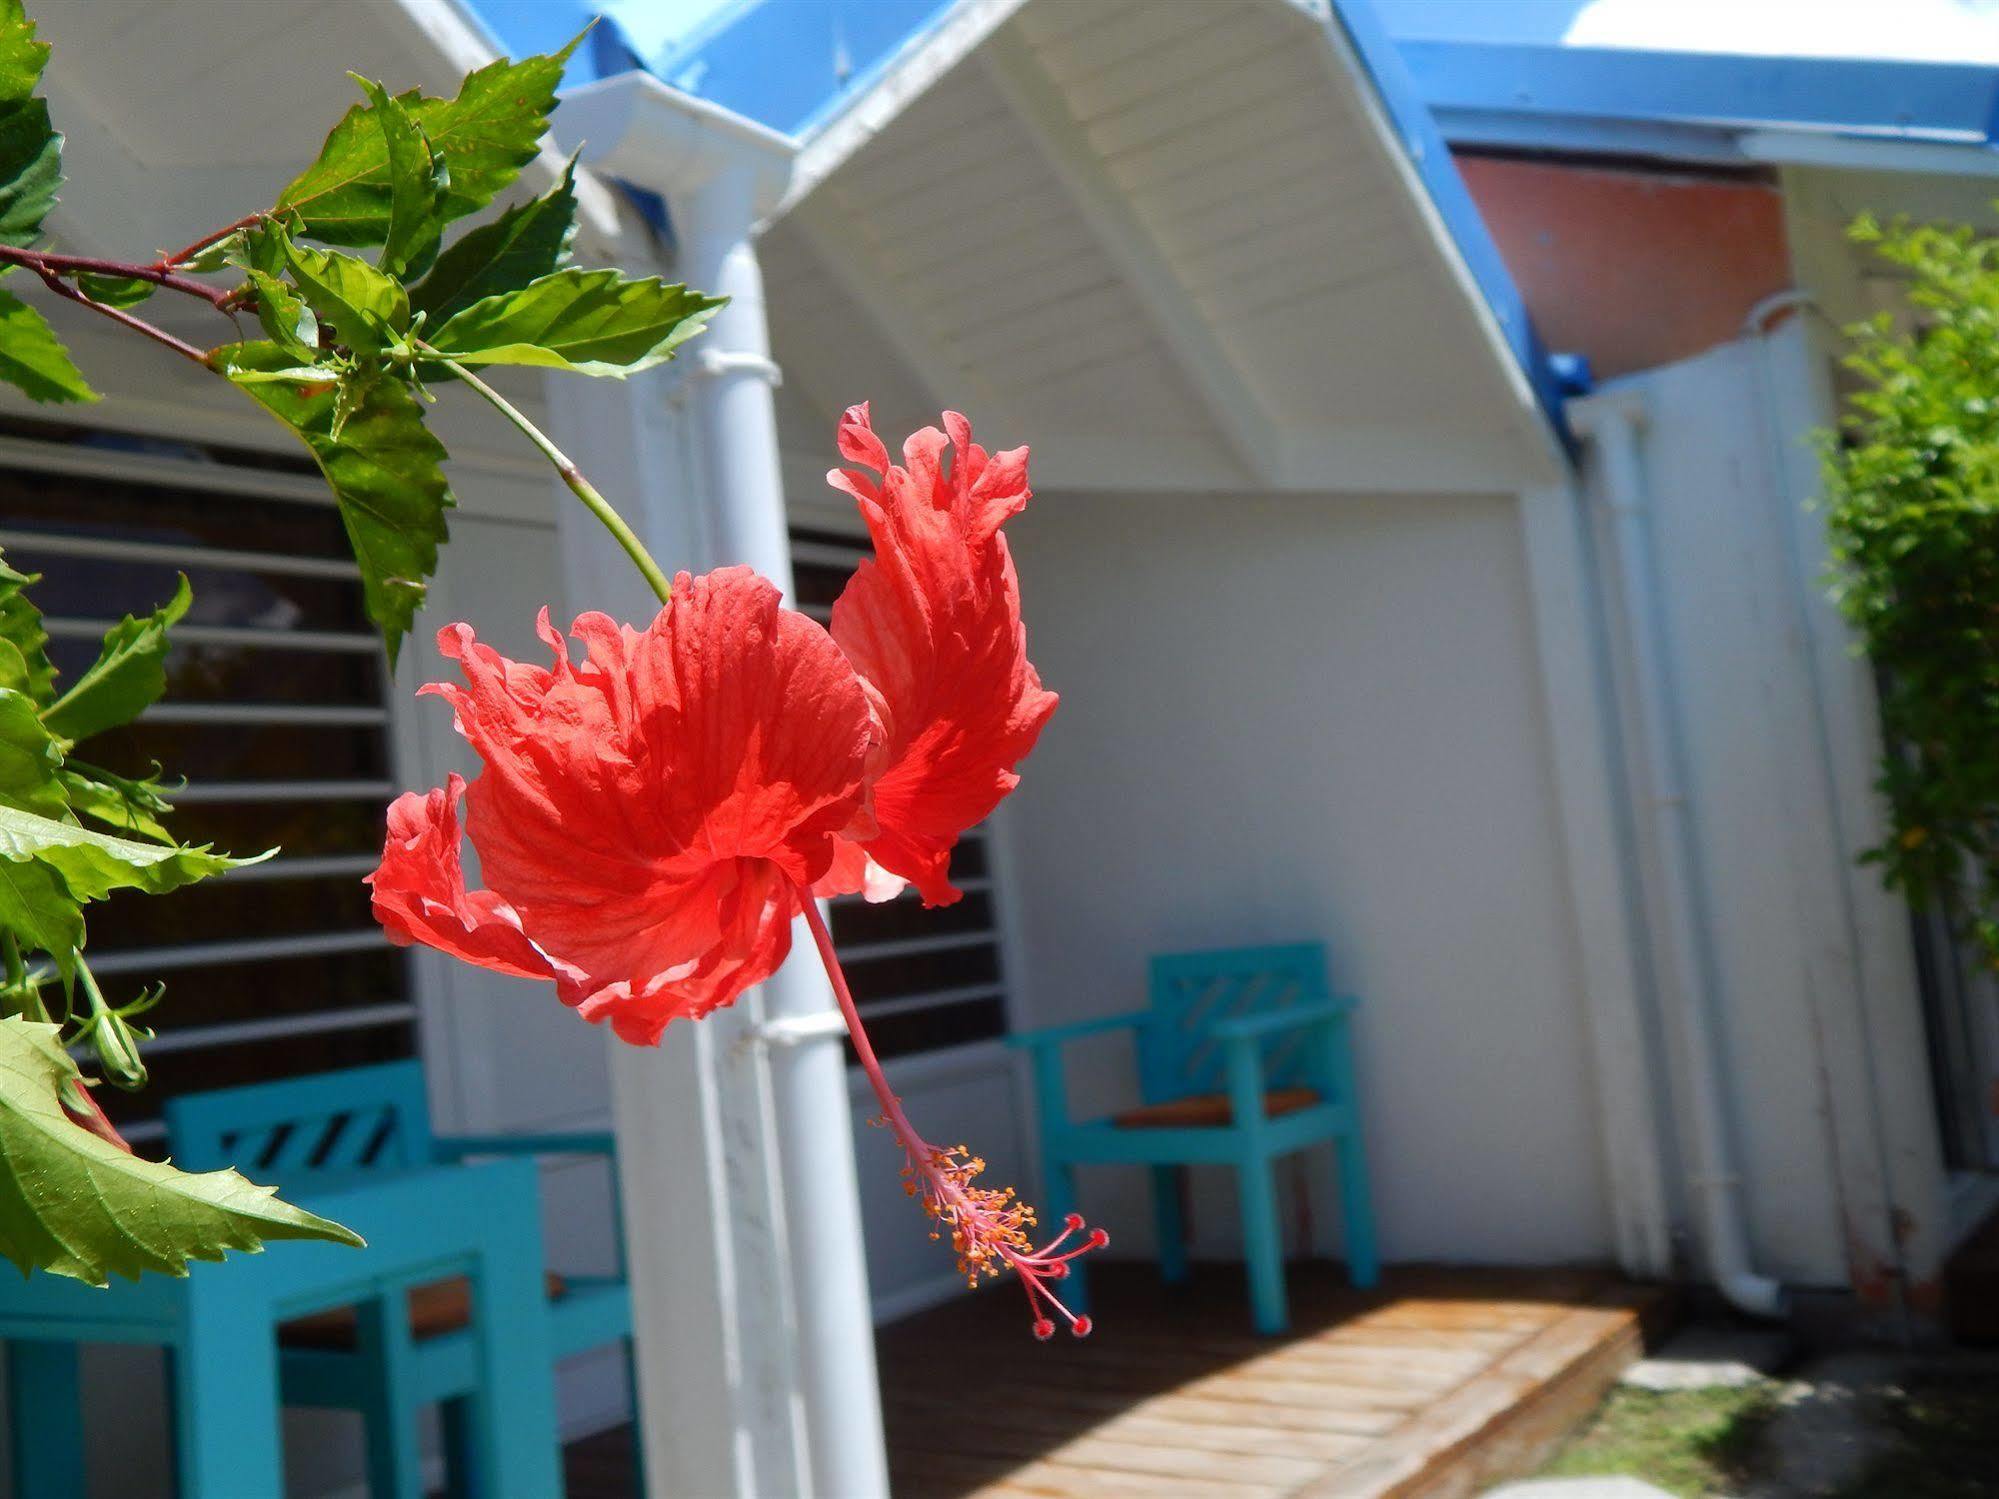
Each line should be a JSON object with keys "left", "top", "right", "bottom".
{"left": 1456, "top": 154, "right": 1792, "bottom": 379}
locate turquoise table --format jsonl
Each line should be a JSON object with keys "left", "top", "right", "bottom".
{"left": 0, "top": 1158, "right": 561, "bottom": 1497}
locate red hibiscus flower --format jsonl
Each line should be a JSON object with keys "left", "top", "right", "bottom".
{"left": 369, "top": 406, "right": 1100, "bottom": 1336}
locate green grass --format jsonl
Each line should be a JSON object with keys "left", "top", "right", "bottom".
{"left": 1535, "top": 1383, "right": 1781, "bottom": 1499}
{"left": 1834, "top": 1374, "right": 1999, "bottom": 1499}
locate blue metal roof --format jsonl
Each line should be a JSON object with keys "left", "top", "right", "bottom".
{"left": 1399, "top": 38, "right": 1999, "bottom": 163}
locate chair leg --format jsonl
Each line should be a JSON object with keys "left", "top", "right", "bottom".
{"left": 355, "top": 1294, "right": 423, "bottom": 1499}
{"left": 440, "top": 1397, "right": 477, "bottom": 1499}
{"left": 1237, "top": 1156, "right": 1289, "bottom": 1336}
{"left": 1336, "top": 1130, "right": 1381, "bottom": 1289}
{"left": 1151, "top": 1166, "right": 1189, "bottom": 1285}
{"left": 8, "top": 1341, "right": 85, "bottom": 1499}
{"left": 624, "top": 1337, "right": 647, "bottom": 1494}
{"left": 1041, "top": 1158, "right": 1088, "bottom": 1317}
{"left": 175, "top": 1297, "right": 283, "bottom": 1497}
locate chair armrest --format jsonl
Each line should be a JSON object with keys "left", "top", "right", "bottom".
{"left": 433, "top": 1131, "right": 618, "bottom": 1162}
{"left": 1207, "top": 997, "right": 1354, "bottom": 1042}
{"left": 1006, "top": 1010, "right": 1150, "bottom": 1051}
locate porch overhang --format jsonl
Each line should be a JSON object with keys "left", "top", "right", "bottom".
{"left": 746, "top": 0, "right": 1571, "bottom": 497}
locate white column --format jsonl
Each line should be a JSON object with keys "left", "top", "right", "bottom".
{"left": 545, "top": 152, "right": 890, "bottom": 1496}
{"left": 675, "top": 164, "right": 893, "bottom": 1499}
{"left": 545, "top": 367, "right": 809, "bottom": 1499}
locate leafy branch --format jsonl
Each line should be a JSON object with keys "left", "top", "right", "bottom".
{"left": 0, "top": 0, "right": 726, "bottom": 1282}
{"left": 1825, "top": 212, "right": 1999, "bottom": 961}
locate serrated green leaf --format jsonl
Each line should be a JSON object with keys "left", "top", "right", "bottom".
{"left": 0, "top": 551, "right": 52, "bottom": 702}
{"left": 427, "top": 269, "right": 724, "bottom": 377}
{"left": 214, "top": 342, "right": 452, "bottom": 663}
{"left": 0, "top": 97, "right": 58, "bottom": 249}
{"left": 283, "top": 239, "right": 407, "bottom": 355}
{"left": 412, "top": 156, "right": 578, "bottom": 325}
{"left": 39, "top": 575, "right": 190, "bottom": 743}
{"left": 246, "top": 269, "right": 319, "bottom": 361}
{"left": 0, "top": 290, "right": 95, "bottom": 404}
{"left": 0, "top": 801, "right": 254, "bottom": 902}
{"left": 0, "top": 853, "right": 75, "bottom": 978}
{"left": 355, "top": 77, "right": 446, "bottom": 278}
{"left": 0, "top": 1, "right": 49, "bottom": 108}
{"left": 58, "top": 765, "right": 173, "bottom": 844}
{"left": 74, "top": 273, "right": 152, "bottom": 310}
{"left": 277, "top": 40, "right": 577, "bottom": 249}
{"left": 0, "top": 687, "right": 61, "bottom": 818}
{"left": 0, "top": 1018, "right": 363, "bottom": 1284}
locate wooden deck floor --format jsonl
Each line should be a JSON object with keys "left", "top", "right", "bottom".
{"left": 563, "top": 1262, "right": 1668, "bottom": 1499}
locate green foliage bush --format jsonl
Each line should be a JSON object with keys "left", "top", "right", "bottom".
{"left": 1824, "top": 213, "right": 1999, "bottom": 961}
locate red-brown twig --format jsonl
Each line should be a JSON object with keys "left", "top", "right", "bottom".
{"left": 0, "top": 244, "right": 234, "bottom": 310}
{"left": 30, "top": 266, "right": 210, "bottom": 367}
{"left": 157, "top": 211, "right": 268, "bottom": 271}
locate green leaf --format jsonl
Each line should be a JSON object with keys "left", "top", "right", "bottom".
{"left": 427, "top": 269, "right": 725, "bottom": 377}
{"left": 0, "top": 801, "right": 255, "bottom": 903}
{"left": 0, "top": 687, "right": 62, "bottom": 818}
{"left": 58, "top": 765, "right": 173, "bottom": 844}
{"left": 0, "top": 1018, "right": 363, "bottom": 1284}
{"left": 0, "top": 96, "right": 59, "bottom": 249}
{"left": 0, "top": 854, "right": 75, "bottom": 977}
{"left": 0, "top": 1, "right": 49, "bottom": 108}
{"left": 246, "top": 269, "right": 319, "bottom": 362}
{"left": 0, "top": 290, "right": 95, "bottom": 404}
{"left": 411, "top": 155, "right": 578, "bottom": 325}
{"left": 39, "top": 575, "right": 190, "bottom": 743}
{"left": 277, "top": 40, "right": 578, "bottom": 248}
{"left": 0, "top": 550, "right": 52, "bottom": 702}
{"left": 354, "top": 77, "right": 446, "bottom": 278}
{"left": 283, "top": 239, "right": 407, "bottom": 355}
{"left": 214, "top": 342, "right": 452, "bottom": 662}
{"left": 74, "top": 273, "right": 153, "bottom": 310}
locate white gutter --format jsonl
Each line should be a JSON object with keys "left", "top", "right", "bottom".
{"left": 559, "top": 71, "right": 892, "bottom": 1499}
{"left": 1572, "top": 393, "right": 1788, "bottom": 1320}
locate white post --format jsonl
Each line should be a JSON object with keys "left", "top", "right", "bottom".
{"left": 545, "top": 367, "right": 810, "bottom": 1499}
{"left": 547, "top": 71, "right": 892, "bottom": 1495}
{"left": 674, "top": 161, "right": 894, "bottom": 1499}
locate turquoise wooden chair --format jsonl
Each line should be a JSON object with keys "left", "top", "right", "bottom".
{"left": 0, "top": 1155, "right": 560, "bottom": 1497}
{"left": 1010, "top": 942, "right": 1378, "bottom": 1335}
{"left": 163, "top": 1060, "right": 635, "bottom": 1497}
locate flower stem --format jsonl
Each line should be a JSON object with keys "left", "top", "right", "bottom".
{"left": 794, "top": 881, "right": 1104, "bottom": 1336}
{"left": 424, "top": 346, "right": 675, "bottom": 607}
{"left": 794, "top": 882, "right": 909, "bottom": 1134}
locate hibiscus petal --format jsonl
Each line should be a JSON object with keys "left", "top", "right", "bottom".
{"left": 367, "top": 774, "right": 558, "bottom": 982}
{"left": 827, "top": 405, "right": 1057, "bottom": 905}
{"left": 411, "top": 570, "right": 876, "bottom": 1036}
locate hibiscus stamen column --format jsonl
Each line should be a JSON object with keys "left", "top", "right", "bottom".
{"left": 794, "top": 882, "right": 1105, "bottom": 1338}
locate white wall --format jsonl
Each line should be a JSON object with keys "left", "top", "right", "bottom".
{"left": 1587, "top": 332, "right": 1949, "bottom": 1293}
{"left": 1003, "top": 488, "right": 1616, "bottom": 1266}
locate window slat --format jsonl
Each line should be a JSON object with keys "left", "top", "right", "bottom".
{"left": 0, "top": 528, "right": 363, "bottom": 580}
{"left": 76, "top": 929, "right": 387, "bottom": 978}
{"left": 171, "top": 779, "right": 398, "bottom": 805}
{"left": 43, "top": 617, "right": 381, "bottom": 655}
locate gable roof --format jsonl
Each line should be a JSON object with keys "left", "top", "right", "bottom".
{"left": 471, "top": 0, "right": 1577, "bottom": 466}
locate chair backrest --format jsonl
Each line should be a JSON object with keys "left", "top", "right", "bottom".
{"left": 165, "top": 1060, "right": 436, "bottom": 1176}
{"left": 1140, "top": 942, "right": 1335, "bottom": 1100}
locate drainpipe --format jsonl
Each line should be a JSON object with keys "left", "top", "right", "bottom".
{"left": 560, "top": 73, "right": 893, "bottom": 1498}
{"left": 1572, "top": 394, "right": 1788, "bottom": 1319}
